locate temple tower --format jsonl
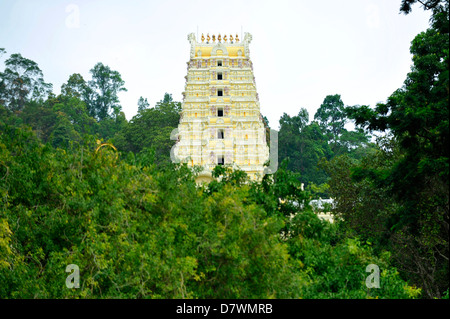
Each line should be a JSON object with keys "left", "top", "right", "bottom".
{"left": 172, "top": 32, "right": 269, "bottom": 183}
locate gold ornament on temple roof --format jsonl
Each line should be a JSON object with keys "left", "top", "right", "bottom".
{"left": 223, "top": 35, "right": 227, "bottom": 42}
{"left": 218, "top": 34, "right": 221, "bottom": 42}
{"left": 212, "top": 34, "right": 216, "bottom": 42}
{"left": 235, "top": 34, "right": 239, "bottom": 42}
{"left": 207, "top": 33, "right": 210, "bottom": 42}
{"left": 201, "top": 33, "right": 205, "bottom": 42}
{"left": 229, "top": 34, "right": 233, "bottom": 42}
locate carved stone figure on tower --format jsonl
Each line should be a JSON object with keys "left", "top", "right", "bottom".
{"left": 243, "top": 32, "right": 252, "bottom": 57}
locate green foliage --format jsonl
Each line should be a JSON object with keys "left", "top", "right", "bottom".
{"left": 0, "top": 116, "right": 420, "bottom": 299}
{"left": 116, "top": 93, "right": 181, "bottom": 166}
{"left": 278, "top": 109, "right": 331, "bottom": 191}
{"left": 314, "top": 94, "right": 346, "bottom": 150}
{"left": 278, "top": 97, "right": 373, "bottom": 197}
{"left": 322, "top": 138, "right": 397, "bottom": 245}
{"left": 343, "top": 3, "right": 449, "bottom": 298}
{"left": 288, "top": 228, "right": 422, "bottom": 299}
{"left": 86, "top": 63, "right": 127, "bottom": 120}
{"left": 59, "top": 65, "right": 128, "bottom": 139}
{"left": 60, "top": 73, "right": 88, "bottom": 100}
{"left": 137, "top": 96, "right": 150, "bottom": 113}
{"left": 0, "top": 121, "right": 295, "bottom": 298}
{"left": 400, "top": 0, "right": 446, "bottom": 15}
{"left": 315, "top": 94, "right": 373, "bottom": 158}
{"left": 0, "top": 54, "right": 132, "bottom": 148}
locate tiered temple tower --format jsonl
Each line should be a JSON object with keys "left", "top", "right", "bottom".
{"left": 172, "top": 32, "right": 269, "bottom": 183}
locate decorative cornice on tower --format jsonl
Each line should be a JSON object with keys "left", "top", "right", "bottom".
{"left": 189, "top": 32, "right": 252, "bottom": 59}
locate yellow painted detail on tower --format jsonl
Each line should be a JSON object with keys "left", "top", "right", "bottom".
{"left": 195, "top": 46, "right": 246, "bottom": 58}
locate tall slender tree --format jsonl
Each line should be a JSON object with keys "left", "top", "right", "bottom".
{"left": 314, "top": 94, "right": 346, "bottom": 154}
{"left": 0, "top": 53, "right": 52, "bottom": 110}
{"left": 87, "top": 63, "right": 127, "bottom": 120}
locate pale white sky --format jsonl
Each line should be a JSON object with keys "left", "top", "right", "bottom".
{"left": 0, "top": 0, "right": 431, "bottom": 129}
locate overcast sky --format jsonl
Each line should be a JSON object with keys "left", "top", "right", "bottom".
{"left": 0, "top": 0, "right": 432, "bottom": 129}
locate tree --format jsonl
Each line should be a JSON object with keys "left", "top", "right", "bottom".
{"left": 338, "top": 128, "right": 373, "bottom": 160}
{"left": 277, "top": 102, "right": 374, "bottom": 197}
{"left": 59, "top": 68, "right": 129, "bottom": 142}
{"left": 0, "top": 110, "right": 423, "bottom": 299}
{"left": 313, "top": 95, "right": 373, "bottom": 158}
{"left": 60, "top": 73, "right": 90, "bottom": 100}
{"left": 400, "top": 0, "right": 447, "bottom": 14}
{"left": 86, "top": 63, "right": 127, "bottom": 120}
{"left": 116, "top": 93, "right": 181, "bottom": 166}
{"left": 321, "top": 138, "right": 394, "bottom": 245}
{"left": 52, "top": 94, "right": 98, "bottom": 137}
{"left": 14, "top": 87, "right": 98, "bottom": 146}
{"left": 97, "top": 110, "right": 128, "bottom": 142}
{"left": 344, "top": 2, "right": 449, "bottom": 298}
{"left": 137, "top": 96, "right": 149, "bottom": 113}
{"left": 278, "top": 109, "right": 332, "bottom": 190}
{"left": 0, "top": 53, "right": 52, "bottom": 110}
{"left": 48, "top": 112, "right": 80, "bottom": 149}
{"left": 314, "top": 94, "right": 347, "bottom": 154}
{"left": 0, "top": 121, "right": 300, "bottom": 298}
{"left": 296, "top": 121, "right": 331, "bottom": 187}
{"left": 278, "top": 108, "right": 310, "bottom": 172}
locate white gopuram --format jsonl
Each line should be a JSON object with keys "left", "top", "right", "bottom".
{"left": 172, "top": 32, "right": 270, "bottom": 183}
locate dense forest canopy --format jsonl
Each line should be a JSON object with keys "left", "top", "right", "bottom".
{"left": 0, "top": 0, "right": 448, "bottom": 299}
